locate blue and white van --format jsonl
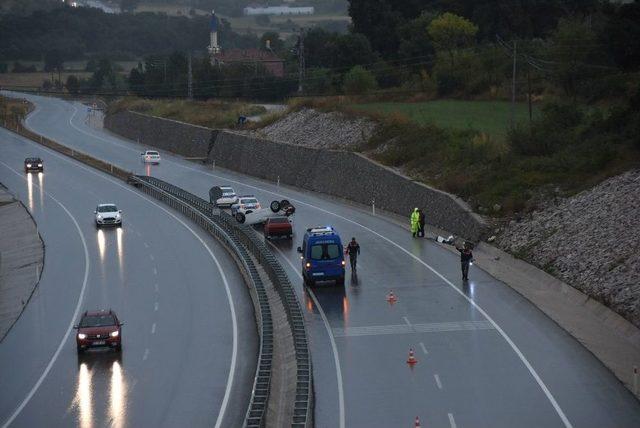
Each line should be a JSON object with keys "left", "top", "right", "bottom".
{"left": 297, "top": 226, "right": 345, "bottom": 286}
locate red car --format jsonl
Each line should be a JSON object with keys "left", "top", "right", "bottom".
{"left": 264, "top": 216, "right": 293, "bottom": 239}
{"left": 75, "top": 310, "right": 123, "bottom": 353}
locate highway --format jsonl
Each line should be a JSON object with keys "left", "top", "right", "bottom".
{"left": 4, "top": 92, "right": 640, "bottom": 427}
{"left": 0, "top": 123, "right": 257, "bottom": 427}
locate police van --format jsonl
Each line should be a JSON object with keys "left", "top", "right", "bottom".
{"left": 297, "top": 226, "right": 345, "bottom": 286}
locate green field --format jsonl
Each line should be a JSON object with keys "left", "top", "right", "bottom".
{"left": 349, "top": 100, "right": 538, "bottom": 139}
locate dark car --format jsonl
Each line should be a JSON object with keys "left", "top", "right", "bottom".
{"left": 75, "top": 310, "right": 123, "bottom": 353}
{"left": 24, "top": 157, "right": 43, "bottom": 172}
{"left": 264, "top": 216, "right": 293, "bottom": 239}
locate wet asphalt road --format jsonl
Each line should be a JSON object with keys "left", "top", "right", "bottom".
{"left": 3, "top": 92, "right": 640, "bottom": 427}
{"left": 0, "top": 124, "right": 257, "bottom": 427}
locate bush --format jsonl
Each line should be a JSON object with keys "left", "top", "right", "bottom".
{"left": 12, "top": 61, "right": 36, "bottom": 72}
{"left": 343, "top": 65, "right": 377, "bottom": 95}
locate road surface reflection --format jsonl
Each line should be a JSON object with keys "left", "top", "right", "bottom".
{"left": 74, "top": 355, "right": 128, "bottom": 427}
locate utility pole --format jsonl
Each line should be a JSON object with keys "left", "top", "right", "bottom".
{"left": 510, "top": 40, "right": 517, "bottom": 129}
{"left": 297, "top": 29, "right": 305, "bottom": 94}
{"left": 187, "top": 52, "right": 193, "bottom": 100}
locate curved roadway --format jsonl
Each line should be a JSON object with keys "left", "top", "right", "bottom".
{"left": 6, "top": 92, "right": 640, "bottom": 428}
{"left": 0, "top": 121, "right": 257, "bottom": 427}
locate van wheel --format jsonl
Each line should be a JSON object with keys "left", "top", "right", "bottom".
{"left": 235, "top": 212, "right": 246, "bottom": 223}
{"left": 270, "top": 200, "right": 281, "bottom": 212}
{"left": 280, "top": 199, "right": 290, "bottom": 208}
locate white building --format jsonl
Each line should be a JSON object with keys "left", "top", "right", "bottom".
{"left": 243, "top": 6, "right": 314, "bottom": 16}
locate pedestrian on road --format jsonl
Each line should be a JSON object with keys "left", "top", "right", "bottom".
{"left": 418, "top": 209, "right": 426, "bottom": 238}
{"left": 345, "top": 237, "right": 360, "bottom": 271}
{"left": 410, "top": 208, "right": 420, "bottom": 237}
{"left": 457, "top": 242, "right": 474, "bottom": 281}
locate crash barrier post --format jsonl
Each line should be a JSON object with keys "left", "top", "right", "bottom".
{"left": 130, "top": 176, "right": 313, "bottom": 427}
{"left": 129, "top": 176, "right": 273, "bottom": 428}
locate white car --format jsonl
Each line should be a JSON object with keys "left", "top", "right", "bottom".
{"left": 230, "top": 196, "right": 261, "bottom": 216}
{"left": 209, "top": 186, "right": 238, "bottom": 207}
{"left": 95, "top": 203, "right": 122, "bottom": 227}
{"left": 141, "top": 150, "right": 161, "bottom": 164}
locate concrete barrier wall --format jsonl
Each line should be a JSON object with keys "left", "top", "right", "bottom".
{"left": 104, "top": 111, "right": 213, "bottom": 158}
{"left": 105, "top": 111, "right": 487, "bottom": 240}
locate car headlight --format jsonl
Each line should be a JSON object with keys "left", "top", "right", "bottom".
{"left": 77, "top": 333, "right": 86, "bottom": 339}
{"left": 38, "top": 163, "right": 42, "bottom": 167}
{"left": 110, "top": 331, "right": 119, "bottom": 337}
{"left": 341, "top": 260, "right": 346, "bottom": 266}
{"left": 97, "top": 214, "right": 103, "bottom": 220}
{"left": 115, "top": 213, "right": 121, "bottom": 219}
{"left": 26, "top": 163, "right": 32, "bottom": 167}
{"left": 305, "top": 262, "right": 311, "bottom": 269}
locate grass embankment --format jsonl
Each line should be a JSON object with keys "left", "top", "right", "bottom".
{"left": 348, "top": 100, "right": 537, "bottom": 140}
{"left": 108, "top": 98, "right": 266, "bottom": 129}
{"left": 0, "top": 96, "right": 30, "bottom": 126}
{"left": 289, "top": 96, "right": 640, "bottom": 215}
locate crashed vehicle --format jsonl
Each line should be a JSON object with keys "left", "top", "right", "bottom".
{"left": 233, "top": 199, "right": 295, "bottom": 226}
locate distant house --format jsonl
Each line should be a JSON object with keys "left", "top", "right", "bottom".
{"left": 212, "top": 49, "right": 285, "bottom": 77}
{"left": 243, "top": 5, "right": 314, "bottom": 16}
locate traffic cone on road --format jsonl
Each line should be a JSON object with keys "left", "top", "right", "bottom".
{"left": 414, "top": 416, "right": 421, "bottom": 427}
{"left": 386, "top": 290, "right": 397, "bottom": 304}
{"left": 407, "top": 348, "right": 418, "bottom": 365}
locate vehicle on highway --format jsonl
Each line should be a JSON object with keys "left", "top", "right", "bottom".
{"left": 297, "top": 226, "right": 345, "bottom": 286}
{"left": 95, "top": 203, "right": 122, "bottom": 227}
{"left": 24, "top": 157, "right": 43, "bottom": 173}
{"left": 233, "top": 199, "right": 295, "bottom": 225}
{"left": 230, "top": 195, "right": 261, "bottom": 216}
{"left": 141, "top": 150, "right": 161, "bottom": 164}
{"left": 75, "top": 309, "right": 123, "bottom": 353}
{"left": 264, "top": 216, "right": 293, "bottom": 239}
{"left": 209, "top": 185, "right": 238, "bottom": 207}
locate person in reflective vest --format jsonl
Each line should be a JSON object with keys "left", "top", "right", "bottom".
{"left": 410, "top": 208, "right": 420, "bottom": 237}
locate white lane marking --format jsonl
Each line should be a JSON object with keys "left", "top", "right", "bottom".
{"left": 266, "top": 242, "right": 345, "bottom": 428}
{"left": 333, "top": 320, "right": 493, "bottom": 337}
{"left": 154, "top": 302, "right": 159, "bottom": 311}
{"left": 151, "top": 323, "right": 156, "bottom": 334}
{"left": 149, "top": 254, "right": 155, "bottom": 261}
{"left": 0, "top": 161, "right": 90, "bottom": 428}
{"left": 144, "top": 242, "right": 149, "bottom": 248}
{"left": 153, "top": 268, "right": 157, "bottom": 276}
{"left": 154, "top": 283, "right": 159, "bottom": 293}
{"left": 434, "top": 374, "right": 443, "bottom": 390}
{"left": 3, "top": 129, "right": 239, "bottom": 428}
{"left": 448, "top": 413, "right": 457, "bottom": 428}
{"left": 143, "top": 349, "right": 149, "bottom": 361}
{"left": 402, "top": 316, "right": 411, "bottom": 327}
{"left": 28, "top": 96, "right": 569, "bottom": 427}
{"left": 419, "top": 342, "right": 428, "bottom": 355}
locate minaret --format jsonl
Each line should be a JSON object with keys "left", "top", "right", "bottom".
{"left": 208, "top": 10, "right": 220, "bottom": 55}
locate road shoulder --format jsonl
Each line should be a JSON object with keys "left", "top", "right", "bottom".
{"left": 0, "top": 183, "right": 44, "bottom": 341}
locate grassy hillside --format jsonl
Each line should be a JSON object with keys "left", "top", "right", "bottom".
{"left": 348, "top": 100, "right": 538, "bottom": 140}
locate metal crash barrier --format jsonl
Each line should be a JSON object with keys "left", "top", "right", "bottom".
{"left": 130, "top": 176, "right": 313, "bottom": 428}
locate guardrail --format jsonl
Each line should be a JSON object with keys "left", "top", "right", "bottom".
{"left": 129, "top": 176, "right": 273, "bottom": 427}
{"left": 1, "top": 113, "right": 312, "bottom": 426}
{"left": 133, "top": 176, "right": 314, "bottom": 427}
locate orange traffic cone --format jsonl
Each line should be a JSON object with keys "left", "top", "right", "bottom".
{"left": 386, "top": 290, "right": 397, "bottom": 304}
{"left": 407, "top": 348, "right": 418, "bottom": 365}
{"left": 414, "top": 416, "right": 421, "bottom": 427}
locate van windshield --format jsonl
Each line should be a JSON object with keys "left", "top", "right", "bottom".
{"left": 310, "top": 244, "right": 341, "bottom": 260}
